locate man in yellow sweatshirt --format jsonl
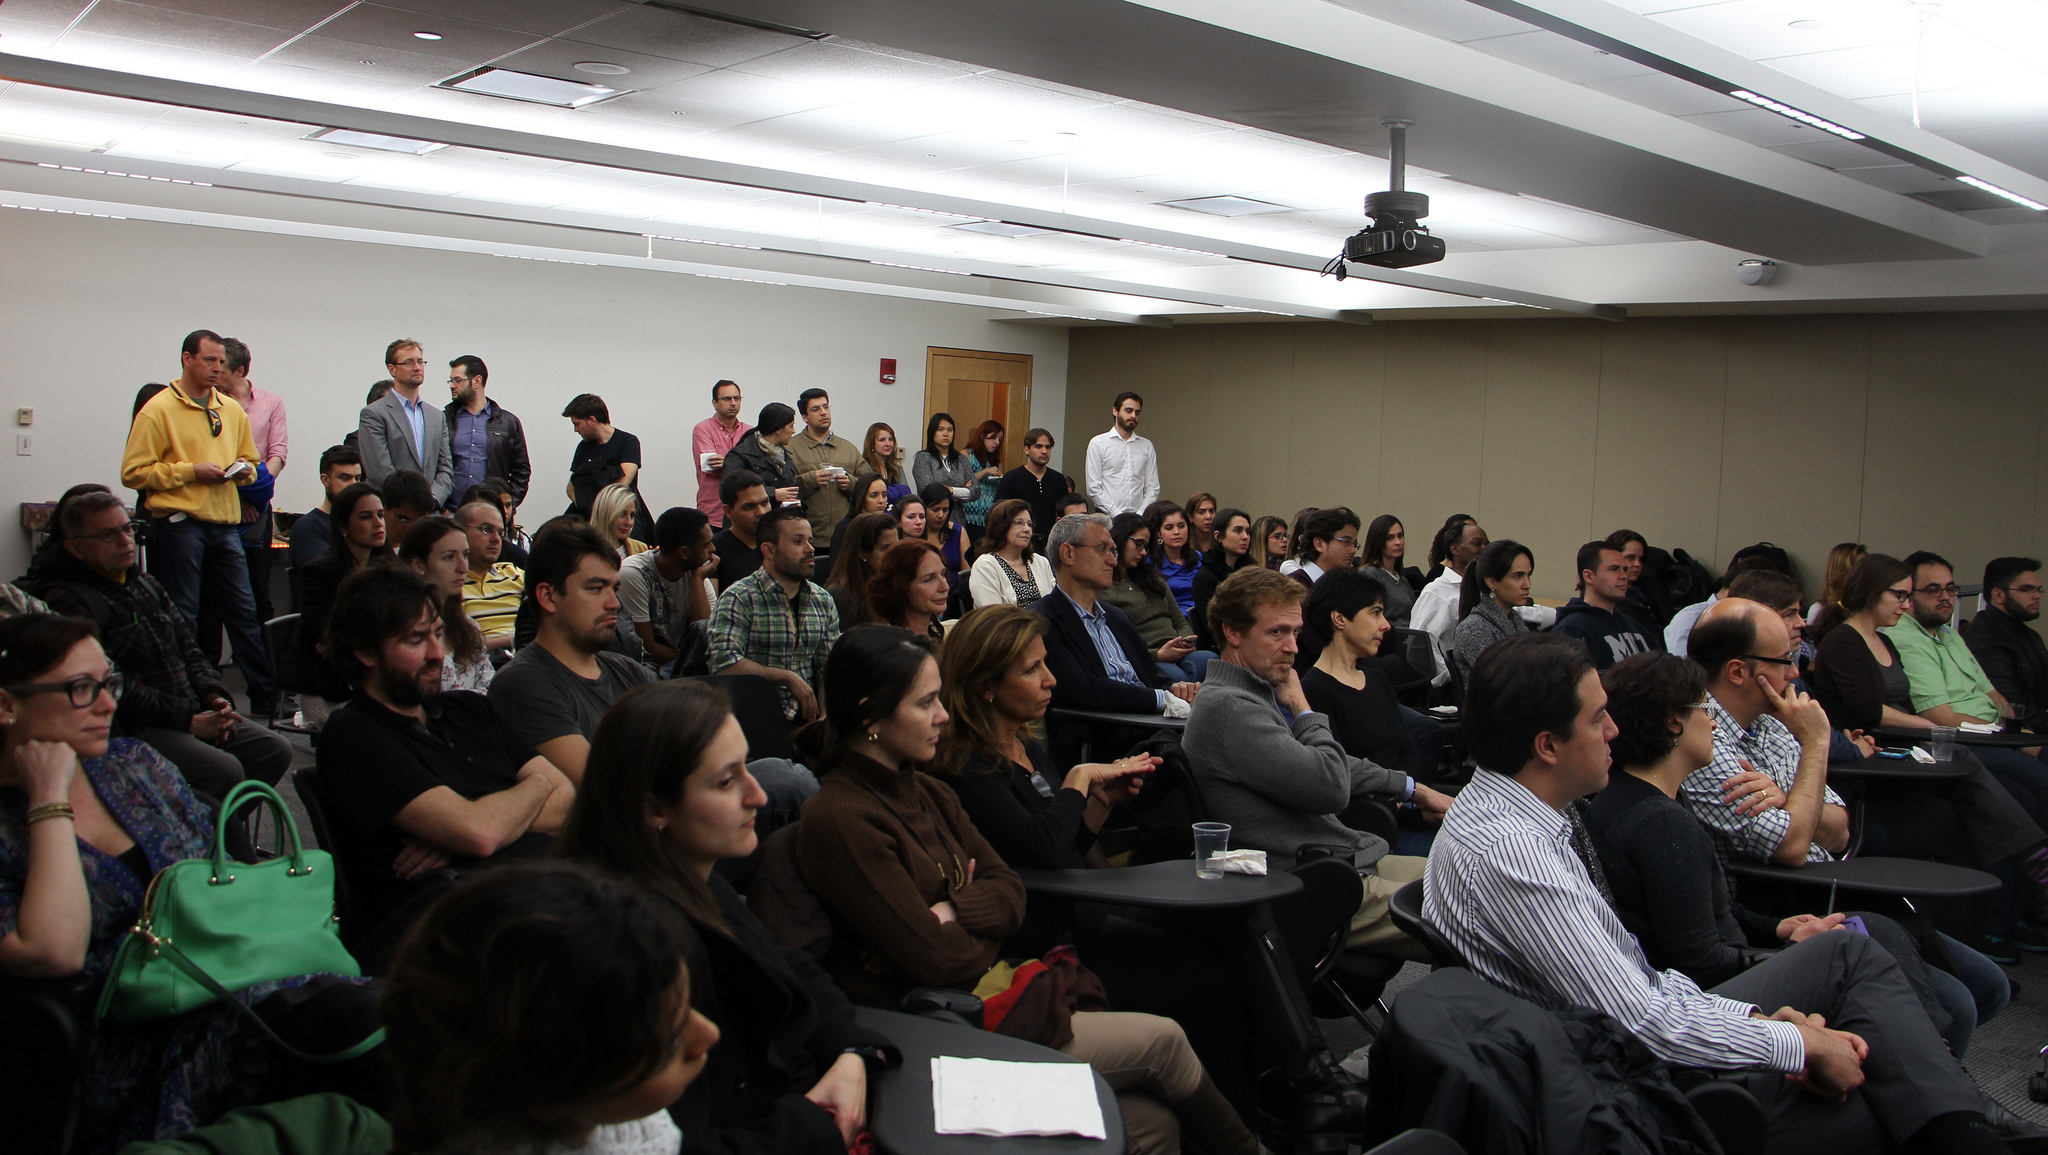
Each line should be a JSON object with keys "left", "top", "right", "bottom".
{"left": 121, "top": 329, "right": 277, "bottom": 712}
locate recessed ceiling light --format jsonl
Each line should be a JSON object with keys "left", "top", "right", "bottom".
{"left": 357, "top": 59, "right": 376, "bottom": 66}
{"left": 413, "top": 31, "right": 442, "bottom": 40}
{"left": 307, "top": 127, "right": 449, "bottom": 155}
{"left": 440, "top": 67, "right": 625, "bottom": 108}
{"left": 573, "top": 62, "right": 632, "bottom": 76}
{"left": 1727, "top": 89, "right": 1865, "bottom": 140}
{"left": 1158, "top": 195, "right": 1290, "bottom": 217}
{"left": 1787, "top": 19, "right": 1823, "bottom": 29}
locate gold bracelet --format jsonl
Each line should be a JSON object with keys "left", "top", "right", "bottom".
{"left": 26, "top": 802, "right": 75, "bottom": 824}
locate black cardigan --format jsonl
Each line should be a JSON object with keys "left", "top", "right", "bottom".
{"left": 1300, "top": 666, "right": 1429, "bottom": 780}
{"left": 1189, "top": 547, "right": 1251, "bottom": 651}
{"left": 947, "top": 739, "right": 1093, "bottom": 870}
{"left": 671, "top": 873, "right": 895, "bottom": 1155}
{"left": 1809, "top": 626, "right": 1909, "bottom": 734}
{"left": 1584, "top": 771, "right": 1780, "bottom": 989}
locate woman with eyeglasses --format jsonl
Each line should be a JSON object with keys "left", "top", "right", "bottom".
{"left": 1589, "top": 652, "right": 2008, "bottom": 1057}
{"left": 1808, "top": 554, "right": 1932, "bottom": 736}
{"left": 0, "top": 613, "right": 386, "bottom": 1153}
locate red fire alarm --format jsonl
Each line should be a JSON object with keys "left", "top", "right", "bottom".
{"left": 880, "top": 358, "right": 897, "bottom": 385}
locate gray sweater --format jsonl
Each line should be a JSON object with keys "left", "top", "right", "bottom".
{"left": 1182, "top": 658, "right": 1411, "bottom": 872}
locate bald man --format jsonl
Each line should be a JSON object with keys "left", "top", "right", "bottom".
{"left": 1680, "top": 599, "right": 1850, "bottom": 868}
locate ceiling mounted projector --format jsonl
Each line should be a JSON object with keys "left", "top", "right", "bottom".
{"left": 1332, "top": 120, "right": 1445, "bottom": 275}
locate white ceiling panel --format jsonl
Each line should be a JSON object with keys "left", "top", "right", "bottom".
{"left": 1677, "top": 107, "right": 1831, "bottom": 148}
{"left": 1462, "top": 30, "right": 1658, "bottom": 84}
{"left": 71, "top": 0, "right": 294, "bottom": 59}
{"left": 1582, "top": 71, "right": 1750, "bottom": 116}
{"left": 1832, "top": 164, "right": 1970, "bottom": 196}
{"left": 1769, "top": 137, "right": 1899, "bottom": 170}
{"left": 1854, "top": 89, "right": 2048, "bottom": 136}
{"left": 655, "top": 67, "right": 833, "bottom": 118}
{"left": 0, "top": 19, "right": 70, "bottom": 54}
{"left": 561, "top": 5, "right": 804, "bottom": 69}
{"left": 38, "top": 29, "right": 256, "bottom": 83}
{"left": 373, "top": 0, "right": 630, "bottom": 39}
{"left": 0, "top": 0, "right": 94, "bottom": 27}
{"left": 1649, "top": 0, "right": 1916, "bottom": 60}
{"left": 727, "top": 39, "right": 971, "bottom": 96}
{"left": 1323, "top": 0, "right": 1536, "bottom": 44}
{"left": 132, "top": 0, "right": 346, "bottom": 34}
{"left": 310, "top": 3, "right": 544, "bottom": 64}
{"left": 263, "top": 35, "right": 471, "bottom": 88}
{"left": 488, "top": 38, "right": 714, "bottom": 91}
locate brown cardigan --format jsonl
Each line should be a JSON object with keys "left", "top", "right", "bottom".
{"left": 795, "top": 748, "right": 1027, "bottom": 1006}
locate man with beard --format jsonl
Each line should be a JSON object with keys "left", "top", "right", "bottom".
{"left": 317, "top": 564, "right": 573, "bottom": 928}
{"left": 709, "top": 507, "right": 839, "bottom": 722}
{"left": 1966, "top": 556, "right": 2048, "bottom": 734}
{"left": 442, "top": 354, "right": 530, "bottom": 510}
{"left": 488, "top": 522, "right": 650, "bottom": 783}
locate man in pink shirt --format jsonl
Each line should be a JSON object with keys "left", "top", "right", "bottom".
{"left": 200, "top": 336, "right": 288, "bottom": 674}
{"left": 692, "top": 379, "right": 751, "bottom": 525}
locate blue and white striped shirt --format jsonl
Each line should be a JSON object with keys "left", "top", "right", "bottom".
{"left": 1425, "top": 768, "right": 1804, "bottom": 1074}
{"left": 1681, "top": 697, "right": 1842, "bottom": 866}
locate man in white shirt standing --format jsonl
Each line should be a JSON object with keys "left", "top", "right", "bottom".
{"left": 1084, "top": 392, "right": 1158, "bottom": 516}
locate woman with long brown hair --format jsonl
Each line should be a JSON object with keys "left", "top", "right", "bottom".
{"left": 867, "top": 539, "right": 949, "bottom": 645}
{"left": 824, "top": 512, "right": 899, "bottom": 627}
{"left": 962, "top": 419, "right": 1005, "bottom": 540}
{"left": 861, "top": 421, "right": 911, "bottom": 503}
{"left": 398, "top": 515, "right": 492, "bottom": 694}
{"left": 793, "top": 627, "right": 1258, "bottom": 1155}
{"left": 1182, "top": 492, "right": 1219, "bottom": 556}
{"left": 556, "top": 680, "right": 888, "bottom": 1155}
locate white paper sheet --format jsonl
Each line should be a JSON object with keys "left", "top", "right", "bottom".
{"left": 930, "top": 1056, "right": 1108, "bottom": 1139}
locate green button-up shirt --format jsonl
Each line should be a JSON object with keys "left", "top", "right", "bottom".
{"left": 709, "top": 567, "right": 841, "bottom": 718}
{"left": 1882, "top": 613, "right": 2001, "bottom": 721}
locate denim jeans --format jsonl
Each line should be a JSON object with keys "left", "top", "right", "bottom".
{"left": 1157, "top": 650, "right": 1217, "bottom": 683}
{"left": 1928, "top": 931, "right": 2011, "bottom": 1058}
{"left": 149, "top": 515, "right": 276, "bottom": 700}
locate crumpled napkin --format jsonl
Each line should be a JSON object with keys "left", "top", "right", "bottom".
{"left": 1204, "top": 849, "right": 1268, "bottom": 875}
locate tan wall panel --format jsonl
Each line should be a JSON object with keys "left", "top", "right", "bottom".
{"left": 1861, "top": 315, "right": 2048, "bottom": 590}
{"left": 1593, "top": 319, "right": 1728, "bottom": 559}
{"left": 1480, "top": 322, "right": 1604, "bottom": 601}
{"left": 1381, "top": 322, "right": 1489, "bottom": 533}
{"left": 1288, "top": 324, "right": 1385, "bottom": 520}
{"left": 1716, "top": 316, "right": 1872, "bottom": 596}
{"left": 1167, "top": 325, "right": 1293, "bottom": 512}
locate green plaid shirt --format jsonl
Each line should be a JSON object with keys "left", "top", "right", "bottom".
{"left": 709, "top": 567, "right": 840, "bottom": 717}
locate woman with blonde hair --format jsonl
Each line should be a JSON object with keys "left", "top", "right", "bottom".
{"left": 591, "top": 483, "right": 648, "bottom": 558}
{"left": 862, "top": 422, "right": 911, "bottom": 503}
{"left": 1810, "top": 541, "right": 1868, "bottom": 627}
{"left": 1247, "top": 515, "right": 1289, "bottom": 571}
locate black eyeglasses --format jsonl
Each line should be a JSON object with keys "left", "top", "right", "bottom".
{"left": 10, "top": 670, "right": 125, "bottom": 708}
{"left": 1740, "top": 653, "right": 1797, "bottom": 667}
{"left": 2004, "top": 584, "right": 2044, "bottom": 596}
{"left": 80, "top": 521, "right": 145, "bottom": 546}
{"left": 1915, "top": 583, "right": 1961, "bottom": 598}
{"left": 200, "top": 405, "right": 221, "bottom": 437}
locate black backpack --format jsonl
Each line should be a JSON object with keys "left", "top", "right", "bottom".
{"left": 1661, "top": 549, "right": 1715, "bottom": 611}
{"left": 1729, "top": 541, "right": 1793, "bottom": 579}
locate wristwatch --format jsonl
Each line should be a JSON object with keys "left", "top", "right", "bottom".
{"left": 842, "top": 1044, "right": 895, "bottom": 1073}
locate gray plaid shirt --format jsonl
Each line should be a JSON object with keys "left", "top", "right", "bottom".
{"left": 708, "top": 568, "right": 840, "bottom": 718}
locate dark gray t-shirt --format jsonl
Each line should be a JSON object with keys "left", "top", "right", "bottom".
{"left": 487, "top": 642, "right": 652, "bottom": 748}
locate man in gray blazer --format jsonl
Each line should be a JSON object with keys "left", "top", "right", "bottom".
{"left": 359, "top": 337, "right": 454, "bottom": 506}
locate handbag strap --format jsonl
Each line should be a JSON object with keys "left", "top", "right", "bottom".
{"left": 146, "top": 935, "right": 384, "bottom": 1064}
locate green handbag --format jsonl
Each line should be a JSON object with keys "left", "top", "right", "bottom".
{"left": 93, "top": 779, "right": 382, "bottom": 1062}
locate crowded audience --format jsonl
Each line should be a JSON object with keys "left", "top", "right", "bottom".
{"left": 33, "top": 327, "right": 2048, "bottom": 1155}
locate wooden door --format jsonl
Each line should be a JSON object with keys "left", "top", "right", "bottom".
{"left": 924, "top": 348, "right": 1033, "bottom": 471}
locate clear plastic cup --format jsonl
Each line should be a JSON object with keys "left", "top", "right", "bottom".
{"left": 1193, "top": 822, "right": 1231, "bottom": 879}
{"left": 1926, "top": 726, "right": 1958, "bottom": 762}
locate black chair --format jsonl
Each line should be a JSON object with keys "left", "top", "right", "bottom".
{"left": 1277, "top": 857, "right": 1404, "bottom": 1036}
{"left": 289, "top": 765, "right": 356, "bottom": 941}
{"left": 1388, "top": 878, "right": 1467, "bottom": 969}
{"left": 0, "top": 974, "right": 90, "bottom": 1155}
{"left": 683, "top": 673, "right": 794, "bottom": 761}
{"left": 261, "top": 614, "right": 318, "bottom": 738}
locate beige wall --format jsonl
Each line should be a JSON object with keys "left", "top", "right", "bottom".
{"left": 1066, "top": 313, "right": 2048, "bottom": 606}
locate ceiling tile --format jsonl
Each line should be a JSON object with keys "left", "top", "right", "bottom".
{"left": 733, "top": 108, "right": 926, "bottom": 153}
{"left": 1855, "top": 89, "right": 2048, "bottom": 136}
{"left": 372, "top": 0, "right": 630, "bottom": 38}
{"left": 1768, "top": 137, "right": 1895, "bottom": 170}
{"left": 41, "top": 29, "right": 261, "bottom": 82}
{"left": 307, "top": 3, "right": 543, "bottom": 63}
{"left": 655, "top": 68, "right": 833, "bottom": 119}
{"left": 73, "top": 0, "right": 294, "bottom": 57}
{"left": 1461, "top": 30, "right": 1658, "bottom": 84}
{"left": 594, "top": 89, "right": 764, "bottom": 134}
{"left": 1583, "top": 72, "right": 1750, "bottom": 117}
{"left": 489, "top": 38, "right": 711, "bottom": 90}
{"left": 0, "top": 0, "right": 94, "bottom": 27}
{"left": 263, "top": 34, "right": 464, "bottom": 87}
{"left": 1832, "top": 164, "right": 1969, "bottom": 195}
{"left": 1679, "top": 107, "right": 1830, "bottom": 148}
{"left": 565, "top": 4, "right": 809, "bottom": 69}
{"left": 0, "top": 17, "right": 72, "bottom": 54}
{"left": 127, "top": 0, "right": 343, "bottom": 33}
{"left": 1322, "top": 0, "right": 1534, "bottom": 43}
{"left": 727, "top": 39, "right": 971, "bottom": 94}
{"left": 1650, "top": 0, "right": 1914, "bottom": 62}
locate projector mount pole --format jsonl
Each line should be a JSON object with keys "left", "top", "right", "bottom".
{"left": 1384, "top": 119, "right": 1409, "bottom": 192}
{"left": 1367, "top": 119, "right": 1427, "bottom": 229}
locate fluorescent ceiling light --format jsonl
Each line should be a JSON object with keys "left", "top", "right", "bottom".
{"left": 1955, "top": 175, "right": 2048, "bottom": 211}
{"left": 307, "top": 128, "right": 448, "bottom": 155}
{"left": 1726, "top": 90, "right": 1865, "bottom": 140}
{"left": 440, "top": 68, "right": 625, "bottom": 109}
{"left": 1157, "top": 195, "right": 1291, "bottom": 217}
{"left": 953, "top": 221, "right": 1058, "bottom": 237}
{"left": 871, "top": 260, "right": 974, "bottom": 277}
